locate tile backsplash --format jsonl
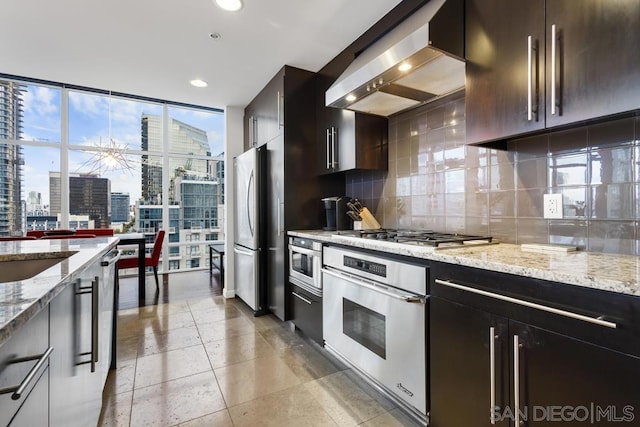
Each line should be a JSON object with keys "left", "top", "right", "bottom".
{"left": 346, "top": 93, "right": 640, "bottom": 255}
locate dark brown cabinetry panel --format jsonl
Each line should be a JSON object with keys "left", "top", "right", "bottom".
{"left": 466, "top": 0, "right": 640, "bottom": 145}
{"left": 545, "top": 1, "right": 640, "bottom": 128}
{"left": 430, "top": 262, "right": 640, "bottom": 425}
{"left": 245, "top": 66, "right": 345, "bottom": 320}
{"left": 289, "top": 284, "right": 323, "bottom": 345}
{"left": 317, "top": 75, "right": 388, "bottom": 174}
{"left": 465, "top": 0, "right": 545, "bottom": 145}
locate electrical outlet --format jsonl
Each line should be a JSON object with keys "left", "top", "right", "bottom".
{"left": 543, "top": 193, "right": 563, "bottom": 219}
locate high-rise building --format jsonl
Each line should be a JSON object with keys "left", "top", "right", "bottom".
{"left": 111, "top": 192, "right": 130, "bottom": 223}
{"left": 0, "top": 81, "right": 25, "bottom": 236}
{"left": 141, "top": 114, "right": 211, "bottom": 202}
{"left": 49, "top": 171, "right": 61, "bottom": 215}
{"left": 69, "top": 174, "right": 110, "bottom": 228}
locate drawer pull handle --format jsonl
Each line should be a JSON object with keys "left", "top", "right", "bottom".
{"left": 0, "top": 347, "right": 53, "bottom": 400}
{"left": 434, "top": 279, "right": 617, "bottom": 329}
{"left": 292, "top": 291, "right": 313, "bottom": 305}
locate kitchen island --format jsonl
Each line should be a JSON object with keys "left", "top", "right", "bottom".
{"left": 0, "top": 236, "right": 119, "bottom": 427}
{"left": 0, "top": 236, "right": 119, "bottom": 346}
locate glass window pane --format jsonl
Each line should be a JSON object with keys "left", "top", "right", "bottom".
{"left": 167, "top": 106, "right": 224, "bottom": 156}
{"left": 0, "top": 80, "right": 61, "bottom": 143}
{"left": 23, "top": 146, "right": 60, "bottom": 234}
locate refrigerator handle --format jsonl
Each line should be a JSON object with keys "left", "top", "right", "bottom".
{"left": 277, "top": 197, "right": 282, "bottom": 236}
{"left": 247, "top": 171, "right": 254, "bottom": 237}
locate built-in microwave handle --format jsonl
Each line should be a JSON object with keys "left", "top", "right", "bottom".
{"left": 287, "top": 244, "right": 319, "bottom": 257}
{"left": 322, "top": 267, "right": 426, "bottom": 304}
{"left": 434, "top": 279, "right": 617, "bottom": 328}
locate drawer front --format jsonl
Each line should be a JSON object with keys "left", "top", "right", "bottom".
{"left": 0, "top": 307, "right": 50, "bottom": 426}
{"left": 290, "top": 284, "right": 323, "bottom": 345}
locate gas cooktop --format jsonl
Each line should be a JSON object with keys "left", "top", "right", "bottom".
{"left": 335, "top": 229, "right": 496, "bottom": 248}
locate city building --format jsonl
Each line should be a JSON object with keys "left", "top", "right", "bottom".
{"left": 0, "top": 81, "right": 24, "bottom": 236}
{"left": 50, "top": 173, "right": 111, "bottom": 228}
{"left": 141, "top": 114, "right": 211, "bottom": 202}
{"left": 110, "top": 192, "right": 130, "bottom": 223}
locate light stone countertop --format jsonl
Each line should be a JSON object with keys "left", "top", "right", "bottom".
{"left": 0, "top": 237, "right": 119, "bottom": 347}
{"left": 289, "top": 230, "right": 640, "bottom": 297}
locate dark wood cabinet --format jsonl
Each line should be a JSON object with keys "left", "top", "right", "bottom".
{"left": 289, "top": 283, "right": 323, "bottom": 345}
{"left": 465, "top": 0, "right": 545, "bottom": 145}
{"left": 466, "top": 0, "right": 640, "bottom": 145}
{"left": 430, "top": 263, "right": 640, "bottom": 426}
{"left": 317, "top": 75, "right": 388, "bottom": 174}
{"left": 544, "top": 1, "right": 640, "bottom": 128}
{"left": 245, "top": 66, "right": 345, "bottom": 320}
{"left": 244, "top": 68, "right": 285, "bottom": 150}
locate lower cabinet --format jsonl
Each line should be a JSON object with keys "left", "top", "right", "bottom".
{"left": 50, "top": 251, "right": 116, "bottom": 427}
{"left": 9, "top": 368, "right": 49, "bottom": 426}
{"left": 289, "top": 284, "right": 323, "bottom": 345}
{"left": 0, "top": 307, "right": 50, "bottom": 427}
{"left": 430, "top": 287, "right": 640, "bottom": 426}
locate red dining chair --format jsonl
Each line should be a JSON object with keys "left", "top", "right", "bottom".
{"left": 117, "top": 230, "right": 165, "bottom": 290}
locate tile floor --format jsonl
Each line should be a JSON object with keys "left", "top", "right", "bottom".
{"left": 99, "top": 270, "right": 421, "bottom": 426}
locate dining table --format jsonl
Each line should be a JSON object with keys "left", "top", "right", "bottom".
{"left": 117, "top": 233, "right": 147, "bottom": 303}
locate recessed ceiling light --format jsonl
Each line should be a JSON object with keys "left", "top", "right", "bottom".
{"left": 346, "top": 94, "right": 357, "bottom": 102}
{"left": 215, "top": 0, "right": 243, "bottom": 12}
{"left": 190, "top": 79, "right": 208, "bottom": 88}
{"left": 398, "top": 62, "right": 412, "bottom": 72}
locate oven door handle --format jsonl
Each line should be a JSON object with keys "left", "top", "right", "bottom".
{"left": 321, "top": 268, "right": 426, "bottom": 304}
{"left": 288, "top": 245, "right": 320, "bottom": 257}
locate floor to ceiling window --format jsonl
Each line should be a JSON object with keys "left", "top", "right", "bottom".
{"left": 0, "top": 77, "right": 224, "bottom": 273}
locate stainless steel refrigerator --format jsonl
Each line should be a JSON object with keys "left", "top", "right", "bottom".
{"left": 233, "top": 147, "right": 266, "bottom": 313}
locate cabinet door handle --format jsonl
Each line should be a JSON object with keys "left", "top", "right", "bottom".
{"left": 326, "top": 128, "right": 331, "bottom": 169}
{"left": 490, "top": 327, "right": 497, "bottom": 425}
{"left": 76, "top": 277, "right": 99, "bottom": 373}
{"left": 527, "top": 35, "right": 533, "bottom": 121}
{"left": 434, "top": 279, "right": 617, "bottom": 329}
{"left": 331, "top": 127, "right": 338, "bottom": 168}
{"left": 277, "top": 90, "right": 284, "bottom": 129}
{"left": 514, "top": 335, "right": 522, "bottom": 426}
{"left": 551, "top": 24, "right": 557, "bottom": 115}
{"left": 0, "top": 347, "right": 53, "bottom": 400}
{"left": 292, "top": 291, "right": 313, "bottom": 305}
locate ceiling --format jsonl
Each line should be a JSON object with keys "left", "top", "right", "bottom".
{"left": 1, "top": 0, "right": 404, "bottom": 110}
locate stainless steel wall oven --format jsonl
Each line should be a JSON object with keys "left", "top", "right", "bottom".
{"left": 322, "top": 245, "right": 428, "bottom": 425}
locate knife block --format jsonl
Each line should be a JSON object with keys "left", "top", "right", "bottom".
{"left": 360, "top": 208, "right": 381, "bottom": 229}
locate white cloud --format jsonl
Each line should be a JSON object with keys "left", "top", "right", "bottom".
{"left": 69, "top": 91, "right": 108, "bottom": 117}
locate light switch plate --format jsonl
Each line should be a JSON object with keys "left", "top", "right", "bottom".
{"left": 543, "top": 193, "right": 563, "bottom": 219}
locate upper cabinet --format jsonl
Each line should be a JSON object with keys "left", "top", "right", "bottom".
{"left": 466, "top": 0, "right": 640, "bottom": 146}
{"left": 244, "top": 68, "right": 285, "bottom": 150}
{"left": 317, "top": 75, "right": 388, "bottom": 175}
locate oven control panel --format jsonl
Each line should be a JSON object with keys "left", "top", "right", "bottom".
{"left": 343, "top": 256, "right": 387, "bottom": 278}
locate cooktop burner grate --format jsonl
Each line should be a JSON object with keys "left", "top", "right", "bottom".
{"left": 340, "top": 229, "right": 494, "bottom": 247}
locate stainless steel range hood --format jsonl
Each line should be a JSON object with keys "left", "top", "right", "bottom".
{"left": 326, "top": 0, "right": 464, "bottom": 117}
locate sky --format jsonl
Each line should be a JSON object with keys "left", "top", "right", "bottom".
{"left": 19, "top": 84, "right": 225, "bottom": 206}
